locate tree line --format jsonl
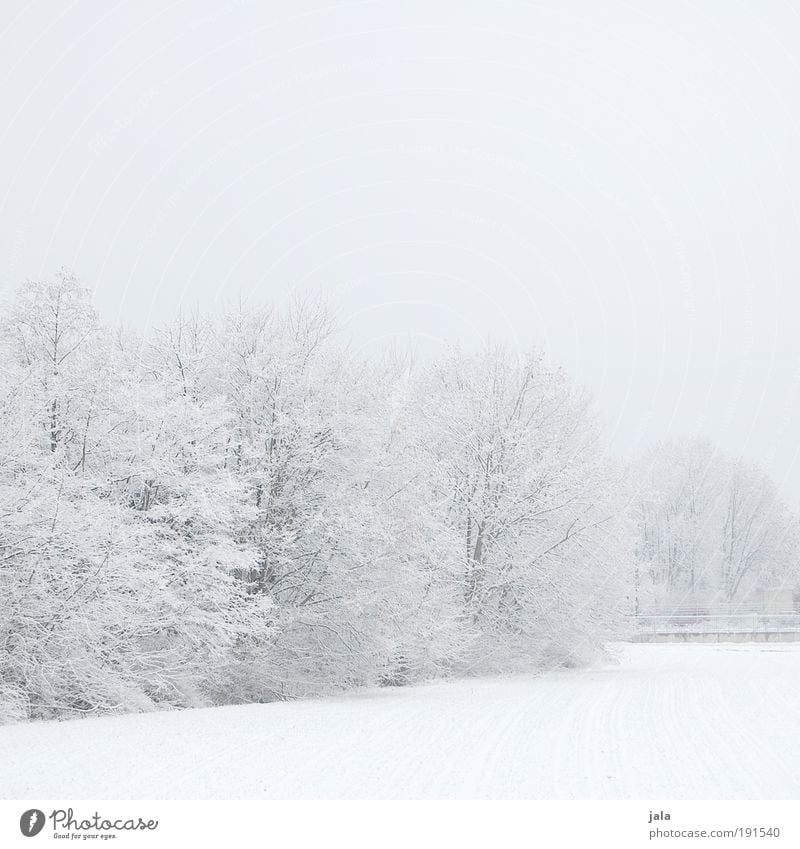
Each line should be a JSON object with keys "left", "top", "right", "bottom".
{"left": 0, "top": 271, "right": 796, "bottom": 722}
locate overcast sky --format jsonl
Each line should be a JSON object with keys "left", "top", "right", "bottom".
{"left": 1, "top": 0, "right": 799, "bottom": 502}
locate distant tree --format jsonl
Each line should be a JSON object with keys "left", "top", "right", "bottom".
{"left": 635, "top": 438, "right": 799, "bottom": 607}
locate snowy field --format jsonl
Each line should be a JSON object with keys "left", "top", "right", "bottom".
{"left": 1, "top": 642, "right": 798, "bottom": 800}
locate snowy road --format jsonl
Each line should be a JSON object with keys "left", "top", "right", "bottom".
{"left": 1, "top": 643, "right": 798, "bottom": 799}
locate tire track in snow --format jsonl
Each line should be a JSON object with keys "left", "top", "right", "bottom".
{"left": 2, "top": 643, "right": 799, "bottom": 799}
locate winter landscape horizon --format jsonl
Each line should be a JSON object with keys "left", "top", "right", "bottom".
{"left": 1, "top": 0, "right": 799, "bottom": 818}
{"left": 1, "top": 271, "right": 798, "bottom": 804}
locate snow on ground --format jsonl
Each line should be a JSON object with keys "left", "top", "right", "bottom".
{"left": 1, "top": 642, "right": 798, "bottom": 799}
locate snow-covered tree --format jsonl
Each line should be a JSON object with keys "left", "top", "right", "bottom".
{"left": 0, "top": 277, "right": 262, "bottom": 719}
{"left": 406, "top": 344, "right": 632, "bottom": 670}
{"left": 0, "top": 273, "right": 639, "bottom": 723}
{"left": 635, "top": 438, "right": 800, "bottom": 608}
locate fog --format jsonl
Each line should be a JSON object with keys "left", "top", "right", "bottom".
{"left": 1, "top": 0, "right": 799, "bottom": 501}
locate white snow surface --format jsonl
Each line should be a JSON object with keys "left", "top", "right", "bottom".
{"left": 1, "top": 643, "right": 798, "bottom": 799}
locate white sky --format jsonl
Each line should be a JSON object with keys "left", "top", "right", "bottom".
{"left": 1, "top": 0, "right": 799, "bottom": 503}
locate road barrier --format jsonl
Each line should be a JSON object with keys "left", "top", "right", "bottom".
{"left": 632, "top": 611, "right": 800, "bottom": 643}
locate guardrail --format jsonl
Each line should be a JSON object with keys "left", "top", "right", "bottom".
{"left": 632, "top": 613, "right": 800, "bottom": 642}
{"left": 636, "top": 613, "right": 800, "bottom": 632}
